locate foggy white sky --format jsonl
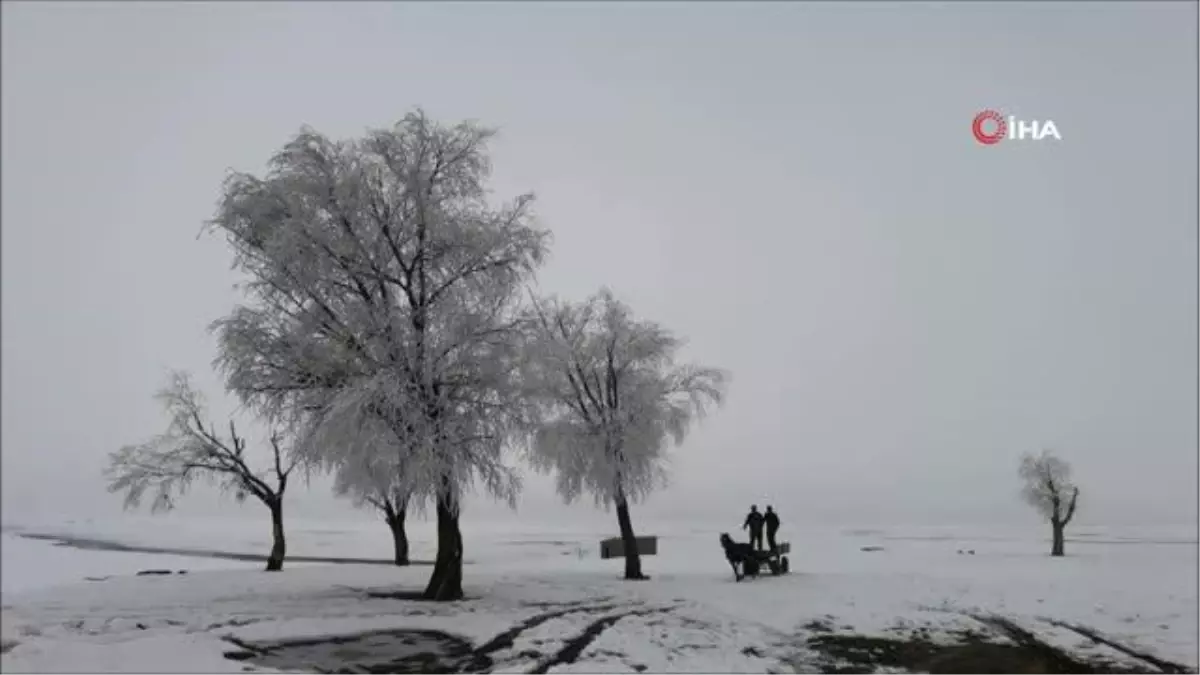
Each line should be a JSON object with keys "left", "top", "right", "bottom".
{"left": 2, "top": 1, "right": 1196, "bottom": 532}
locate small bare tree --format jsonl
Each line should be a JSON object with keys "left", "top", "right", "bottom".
{"left": 105, "top": 371, "right": 300, "bottom": 571}
{"left": 372, "top": 489, "right": 411, "bottom": 566}
{"left": 1019, "top": 450, "right": 1080, "bottom": 557}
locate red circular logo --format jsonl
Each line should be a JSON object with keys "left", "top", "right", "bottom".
{"left": 972, "top": 110, "right": 1006, "bottom": 145}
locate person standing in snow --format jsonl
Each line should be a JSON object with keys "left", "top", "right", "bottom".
{"left": 743, "top": 505, "right": 765, "bottom": 551}
{"left": 764, "top": 505, "right": 781, "bottom": 551}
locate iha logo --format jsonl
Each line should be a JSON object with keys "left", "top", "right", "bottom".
{"left": 972, "top": 109, "right": 1061, "bottom": 145}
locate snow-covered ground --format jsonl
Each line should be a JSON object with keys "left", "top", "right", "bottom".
{"left": 1, "top": 517, "right": 1196, "bottom": 673}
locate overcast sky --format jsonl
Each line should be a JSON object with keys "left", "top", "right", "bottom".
{"left": 2, "top": 1, "right": 1196, "bottom": 533}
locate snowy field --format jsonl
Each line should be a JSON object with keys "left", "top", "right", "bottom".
{"left": 1, "top": 517, "right": 1196, "bottom": 673}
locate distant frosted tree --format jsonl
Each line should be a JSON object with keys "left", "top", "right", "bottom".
{"left": 525, "top": 289, "right": 728, "bottom": 580}
{"left": 208, "top": 110, "right": 546, "bottom": 599}
{"left": 1019, "top": 450, "right": 1080, "bottom": 557}
{"left": 104, "top": 371, "right": 300, "bottom": 571}
{"left": 332, "top": 456, "right": 413, "bottom": 566}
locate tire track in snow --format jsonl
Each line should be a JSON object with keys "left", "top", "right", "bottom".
{"left": 472, "top": 601, "right": 624, "bottom": 659}
{"left": 527, "top": 606, "right": 677, "bottom": 674}
{"left": 968, "top": 614, "right": 1105, "bottom": 672}
{"left": 1042, "top": 618, "right": 1193, "bottom": 674}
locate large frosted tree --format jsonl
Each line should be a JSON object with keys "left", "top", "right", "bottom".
{"left": 525, "top": 289, "right": 728, "bottom": 579}
{"left": 1019, "top": 450, "right": 1081, "bottom": 557}
{"left": 208, "top": 110, "right": 547, "bottom": 599}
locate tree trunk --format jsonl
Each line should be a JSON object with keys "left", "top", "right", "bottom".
{"left": 387, "top": 509, "right": 410, "bottom": 566}
{"left": 266, "top": 501, "right": 286, "bottom": 571}
{"left": 615, "top": 497, "right": 647, "bottom": 580}
{"left": 1050, "top": 519, "right": 1065, "bottom": 557}
{"left": 422, "top": 494, "right": 463, "bottom": 600}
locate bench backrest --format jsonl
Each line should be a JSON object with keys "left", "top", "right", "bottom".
{"left": 599, "top": 536, "right": 658, "bottom": 559}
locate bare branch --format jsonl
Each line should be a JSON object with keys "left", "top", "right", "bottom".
{"left": 105, "top": 371, "right": 300, "bottom": 513}
{"left": 1062, "top": 486, "right": 1080, "bottom": 526}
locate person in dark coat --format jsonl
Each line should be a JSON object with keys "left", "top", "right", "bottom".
{"left": 764, "top": 505, "right": 781, "bottom": 551}
{"left": 743, "top": 505, "right": 765, "bottom": 551}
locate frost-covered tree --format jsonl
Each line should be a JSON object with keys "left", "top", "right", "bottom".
{"left": 332, "top": 455, "right": 413, "bottom": 566}
{"left": 207, "top": 110, "right": 547, "bottom": 600}
{"left": 104, "top": 371, "right": 300, "bottom": 571}
{"left": 525, "top": 289, "right": 728, "bottom": 580}
{"left": 1019, "top": 450, "right": 1080, "bottom": 557}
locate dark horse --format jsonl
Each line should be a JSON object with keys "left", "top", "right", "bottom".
{"left": 719, "top": 532, "right": 759, "bottom": 581}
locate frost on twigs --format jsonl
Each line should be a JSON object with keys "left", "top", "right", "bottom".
{"left": 205, "top": 110, "right": 549, "bottom": 597}
{"left": 524, "top": 289, "right": 729, "bottom": 508}
{"left": 104, "top": 371, "right": 298, "bottom": 515}
{"left": 333, "top": 452, "right": 418, "bottom": 565}
{"left": 1018, "top": 450, "right": 1080, "bottom": 557}
{"left": 333, "top": 452, "right": 413, "bottom": 514}
{"left": 208, "top": 111, "right": 544, "bottom": 507}
{"left": 523, "top": 288, "right": 728, "bottom": 579}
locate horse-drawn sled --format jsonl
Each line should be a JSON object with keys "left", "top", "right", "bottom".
{"left": 719, "top": 533, "right": 791, "bottom": 581}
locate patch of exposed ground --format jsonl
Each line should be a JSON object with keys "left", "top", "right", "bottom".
{"left": 218, "top": 597, "right": 1197, "bottom": 675}
{"left": 221, "top": 600, "right": 672, "bottom": 674}
{"left": 223, "top": 629, "right": 478, "bottom": 674}
{"left": 796, "top": 614, "right": 1196, "bottom": 675}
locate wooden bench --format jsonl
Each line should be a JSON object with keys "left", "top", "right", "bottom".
{"left": 599, "top": 536, "right": 658, "bottom": 559}
{"left": 777, "top": 541, "right": 791, "bottom": 555}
